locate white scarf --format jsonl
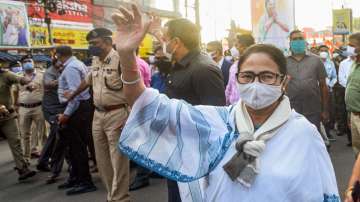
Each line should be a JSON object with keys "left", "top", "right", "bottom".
{"left": 223, "top": 96, "right": 292, "bottom": 188}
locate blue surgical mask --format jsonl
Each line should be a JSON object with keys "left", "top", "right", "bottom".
{"left": 23, "top": 62, "right": 34, "bottom": 71}
{"left": 290, "top": 40, "right": 306, "bottom": 54}
{"left": 11, "top": 66, "right": 23, "bottom": 73}
{"left": 88, "top": 46, "right": 103, "bottom": 57}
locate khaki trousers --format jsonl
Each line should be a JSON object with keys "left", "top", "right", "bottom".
{"left": 93, "top": 108, "right": 130, "bottom": 202}
{"left": 0, "top": 118, "right": 26, "bottom": 169}
{"left": 19, "top": 106, "right": 46, "bottom": 161}
{"left": 351, "top": 112, "right": 360, "bottom": 156}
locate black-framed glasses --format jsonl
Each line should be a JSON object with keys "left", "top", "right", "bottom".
{"left": 236, "top": 71, "right": 285, "bottom": 85}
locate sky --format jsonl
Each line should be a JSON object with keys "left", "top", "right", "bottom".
{"left": 199, "top": 0, "right": 360, "bottom": 42}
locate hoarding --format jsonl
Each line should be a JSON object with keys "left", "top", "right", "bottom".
{"left": 251, "top": 0, "right": 295, "bottom": 50}
{"left": 333, "top": 9, "right": 352, "bottom": 35}
{"left": 0, "top": 0, "right": 30, "bottom": 48}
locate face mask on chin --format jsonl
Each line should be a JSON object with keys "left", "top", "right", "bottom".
{"left": 236, "top": 81, "right": 283, "bottom": 110}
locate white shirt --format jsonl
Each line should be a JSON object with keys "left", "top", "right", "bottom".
{"left": 217, "top": 57, "right": 224, "bottom": 69}
{"left": 339, "top": 57, "right": 354, "bottom": 87}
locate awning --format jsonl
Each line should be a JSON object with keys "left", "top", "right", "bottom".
{"left": 32, "top": 55, "right": 52, "bottom": 63}
{"left": 0, "top": 52, "right": 18, "bottom": 62}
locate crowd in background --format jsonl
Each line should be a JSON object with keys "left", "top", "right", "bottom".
{"left": 1, "top": 13, "right": 360, "bottom": 201}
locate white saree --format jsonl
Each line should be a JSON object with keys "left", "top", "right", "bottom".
{"left": 119, "top": 88, "right": 339, "bottom": 202}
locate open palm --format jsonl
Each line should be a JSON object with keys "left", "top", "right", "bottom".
{"left": 112, "top": 4, "right": 151, "bottom": 53}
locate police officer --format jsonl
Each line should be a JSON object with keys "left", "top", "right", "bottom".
{"left": 67, "top": 28, "right": 130, "bottom": 202}
{"left": 13, "top": 58, "right": 46, "bottom": 162}
{"left": 0, "top": 66, "right": 36, "bottom": 181}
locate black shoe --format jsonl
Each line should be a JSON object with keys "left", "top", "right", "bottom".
{"left": 347, "top": 142, "right": 353, "bottom": 147}
{"left": 18, "top": 168, "right": 36, "bottom": 181}
{"left": 129, "top": 179, "right": 150, "bottom": 191}
{"left": 58, "top": 181, "right": 77, "bottom": 190}
{"left": 65, "top": 183, "right": 97, "bottom": 195}
{"left": 36, "top": 164, "right": 51, "bottom": 172}
{"left": 46, "top": 174, "right": 59, "bottom": 184}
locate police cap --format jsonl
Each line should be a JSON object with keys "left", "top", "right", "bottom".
{"left": 86, "top": 28, "right": 113, "bottom": 41}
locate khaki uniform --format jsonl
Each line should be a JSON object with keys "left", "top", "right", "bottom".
{"left": 86, "top": 49, "right": 129, "bottom": 202}
{"left": 0, "top": 70, "right": 27, "bottom": 169}
{"left": 16, "top": 71, "right": 46, "bottom": 161}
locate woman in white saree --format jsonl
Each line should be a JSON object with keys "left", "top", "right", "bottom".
{"left": 111, "top": 5, "right": 340, "bottom": 202}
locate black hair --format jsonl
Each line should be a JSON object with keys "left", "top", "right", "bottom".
{"left": 289, "top": 30, "right": 303, "bottom": 39}
{"left": 55, "top": 46, "right": 73, "bottom": 57}
{"left": 165, "top": 18, "right": 200, "bottom": 50}
{"left": 236, "top": 34, "right": 255, "bottom": 48}
{"left": 207, "top": 41, "right": 223, "bottom": 54}
{"left": 318, "top": 45, "right": 329, "bottom": 50}
{"left": 237, "top": 44, "right": 287, "bottom": 75}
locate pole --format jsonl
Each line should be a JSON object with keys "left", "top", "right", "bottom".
{"left": 44, "top": 0, "right": 53, "bottom": 45}
{"left": 194, "top": 0, "right": 200, "bottom": 29}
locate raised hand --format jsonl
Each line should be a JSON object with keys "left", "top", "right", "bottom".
{"left": 112, "top": 4, "right": 151, "bottom": 54}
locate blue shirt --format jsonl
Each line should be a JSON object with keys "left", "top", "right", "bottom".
{"left": 151, "top": 72, "right": 166, "bottom": 93}
{"left": 58, "top": 56, "right": 90, "bottom": 116}
{"left": 322, "top": 59, "right": 337, "bottom": 90}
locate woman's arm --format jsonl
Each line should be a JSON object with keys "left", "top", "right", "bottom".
{"left": 112, "top": 5, "right": 149, "bottom": 106}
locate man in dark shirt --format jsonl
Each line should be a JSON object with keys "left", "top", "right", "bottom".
{"left": 161, "top": 18, "right": 226, "bottom": 202}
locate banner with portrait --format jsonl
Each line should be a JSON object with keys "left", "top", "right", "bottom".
{"left": 251, "top": 0, "right": 295, "bottom": 50}
{"left": 333, "top": 9, "right": 352, "bottom": 35}
{"left": 0, "top": 0, "right": 30, "bottom": 48}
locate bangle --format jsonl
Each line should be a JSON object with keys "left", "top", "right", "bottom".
{"left": 120, "top": 74, "right": 141, "bottom": 85}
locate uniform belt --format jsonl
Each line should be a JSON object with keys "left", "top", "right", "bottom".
{"left": 95, "top": 104, "right": 127, "bottom": 112}
{"left": 19, "top": 102, "right": 42, "bottom": 108}
{"left": 353, "top": 112, "right": 360, "bottom": 116}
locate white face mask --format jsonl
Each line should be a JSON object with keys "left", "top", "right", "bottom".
{"left": 230, "top": 47, "right": 240, "bottom": 59}
{"left": 347, "top": 46, "right": 358, "bottom": 56}
{"left": 148, "top": 55, "right": 156, "bottom": 64}
{"left": 236, "top": 81, "right": 283, "bottom": 110}
{"left": 319, "top": 51, "right": 328, "bottom": 59}
{"left": 225, "top": 56, "right": 233, "bottom": 61}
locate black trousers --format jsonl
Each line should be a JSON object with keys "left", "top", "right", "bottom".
{"left": 61, "top": 99, "right": 93, "bottom": 184}
{"left": 38, "top": 106, "right": 67, "bottom": 175}
{"left": 334, "top": 86, "right": 352, "bottom": 142}
{"left": 167, "top": 179, "right": 181, "bottom": 202}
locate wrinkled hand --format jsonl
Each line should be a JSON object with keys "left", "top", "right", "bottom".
{"left": 148, "top": 14, "right": 163, "bottom": 42}
{"left": 58, "top": 114, "right": 69, "bottom": 126}
{"left": 111, "top": 4, "right": 152, "bottom": 54}
{"left": 0, "top": 105, "right": 10, "bottom": 119}
{"left": 64, "top": 90, "right": 73, "bottom": 100}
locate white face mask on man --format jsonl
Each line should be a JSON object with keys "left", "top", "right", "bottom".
{"left": 347, "top": 46, "right": 358, "bottom": 57}
{"left": 236, "top": 81, "right": 283, "bottom": 110}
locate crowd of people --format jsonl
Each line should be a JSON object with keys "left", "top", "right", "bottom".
{"left": 1, "top": 4, "right": 360, "bottom": 202}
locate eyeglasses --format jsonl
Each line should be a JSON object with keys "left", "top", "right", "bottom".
{"left": 236, "top": 71, "right": 285, "bottom": 85}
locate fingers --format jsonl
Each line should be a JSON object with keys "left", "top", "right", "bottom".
{"left": 119, "top": 6, "right": 134, "bottom": 21}
{"left": 111, "top": 13, "right": 128, "bottom": 27}
{"left": 131, "top": 4, "right": 141, "bottom": 22}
